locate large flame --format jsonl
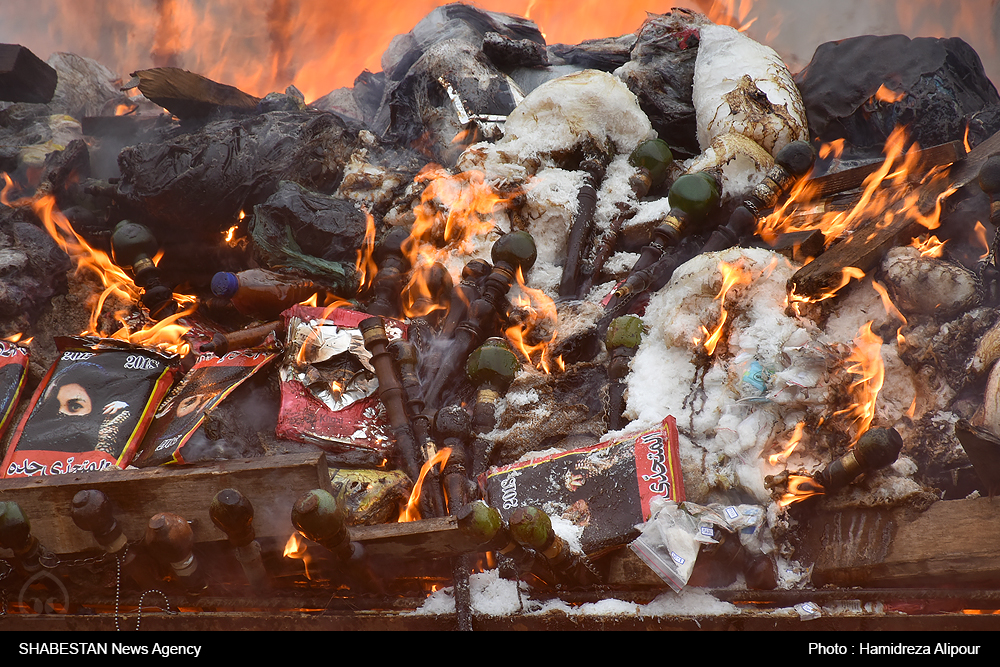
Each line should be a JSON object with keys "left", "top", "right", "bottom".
{"left": 0, "top": 1, "right": 771, "bottom": 105}
{"left": 408, "top": 167, "right": 512, "bottom": 260}
{"left": 695, "top": 260, "right": 754, "bottom": 356}
{"left": 399, "top": 447, "right": 451, "bottom": 523}
{"left": 1, "top": 174, "right": 192, "bottom": 354}
{"left": 398, "top": 167, "right": 517, "bottom": 319}
{"left": 761, "top": 126, "right": 954, "bottom": 264}
{"left": 833, "top": 322, "right": 885, "bottom": 443}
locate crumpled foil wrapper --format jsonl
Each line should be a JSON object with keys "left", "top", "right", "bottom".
{"left": 279, "top": 315, "right": 403, "bottom": 412}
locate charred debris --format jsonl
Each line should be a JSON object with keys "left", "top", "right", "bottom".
{"left": 2, "top": 3, "right": 1000, "bottom": 627}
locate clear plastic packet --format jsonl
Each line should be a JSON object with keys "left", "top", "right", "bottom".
{"left": 133, "top": 348, "right": 277, "bottom": 466}
{"left": 629, "top": 499, "right": 701, "bottom": 593}
{"left": 721, "top": 503, "right": 769, "bottom": 554}
{"left": 2, "top": 337, "right": 177, "bottom": 477}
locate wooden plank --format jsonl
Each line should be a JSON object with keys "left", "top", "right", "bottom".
{"left": 788, "top": 130, "right": 1000, "bottom": 299}
{"left": 0, "top": 453, "right": 331, "bottom": 555}
{"left": 802, "top": 141, "right": 965, "bottom": 201}
{"left": 126, "top": 67, "right": 261, "bottom": 119}
{"left": 0, "top": 44, "right": 57, "bottom": 104}
{"left": 807, "top": 498, "right": 1000, "bottom": 587}
{"left": 351, "top": 515, "right": 488, "bottom": 560}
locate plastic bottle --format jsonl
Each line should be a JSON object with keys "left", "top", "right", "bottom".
{"left": 210, "top": 268, "right": 320, "bottom": 319}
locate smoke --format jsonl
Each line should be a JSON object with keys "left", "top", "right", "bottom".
{"left": 0, "top": 1, "right": 996, "bottom": 106}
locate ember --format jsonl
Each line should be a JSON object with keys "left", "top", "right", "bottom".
{"left": 2, "top": 0, "right": 1000, "bottom": 633}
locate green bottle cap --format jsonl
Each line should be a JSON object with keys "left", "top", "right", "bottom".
{"left": 491, "top": 231, "right": 537, "bottom": 273}
{"left": 669, "top": 172, "right": 720, "bottom": 220}
{"left": 629, "top": 139, "right": 674, "bottom": 189}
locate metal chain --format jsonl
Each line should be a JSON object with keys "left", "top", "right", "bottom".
{"left": 575, "top": 551, "right": 605, "bottom": 584}
{"left": 112, "top": 542, "right": 176, "bottom": 631}
{"left": 114, "top": 550, "right": 123, "bottom": 632}
{"left": 39, "top": 545, "right": 110, "bottom": 570}
{"left": 131, "top": 590, "right": 176, "bottom": 632}
{"left": 987, "top": 225, "right": 1000, "bottom": 269}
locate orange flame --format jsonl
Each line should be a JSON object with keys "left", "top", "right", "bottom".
{"left": 908, "top": 234, "right": 946, "bottom": 258}
{"left": 283, "top": 532, "right": 312, "bottom": 580}
{"left": 818, "top": 138, "right": 846, "bottom": 162}
{"left": 2, "top": 1, "right": 772, "bottom": 104}
{"left": 974, "top": 222, "right": 991, "bottom": 261}
{"left": 2, "top": 174, "right": 191, "bottom": 352}
{"left": 871, "top": 280, "right": 906, "bottom": 347}
{"left": 408, "top": 167, "right": 512, "bottom": 258}
{"left": 786, "top": 266, "right": 865, "bottom": 316}
{"left": 873, "top": 83, "right": 905, "bottom": 104}
{"left": 768, "top": 421, "right": 805, "bottom": 466}
{"left": 833, "top": 322, "right": 885, "bottom": 443}
{"left": 778, "top": 474, "right": 825, "bottom": 508}
{"left": 505, "top": 267, "right": 559, "bottom": 373}
{"left": 697, "top": 260, "right": 753, "bottom": 356}
{"left": 399, "top": 447, "right": 451, "bottom": 523}
{"left": 355, "top": 211, "right": 377, "bottom": 293}
{"left": 399, "top": 167, "right": 516, "bottom": 319}
{"left": 761, "top": 127, "right": 953, "bottom": 255}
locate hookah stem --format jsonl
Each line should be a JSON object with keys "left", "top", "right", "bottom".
{"left": 389, "top": 340, "right": 446, "bottom": 518}
{"left": 359, "top": 317, "right": 424, "bottom": 485}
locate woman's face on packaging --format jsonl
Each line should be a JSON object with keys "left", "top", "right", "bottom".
{"left": 57, "top": 382, "right": 92, "bottom": 417}
{"left": 176, "top": 393, "right": 207, "bottom": 418}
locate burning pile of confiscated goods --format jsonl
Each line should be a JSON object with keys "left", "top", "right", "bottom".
{"left": 3, "top": 3, "right": 1000, "bottom": 628}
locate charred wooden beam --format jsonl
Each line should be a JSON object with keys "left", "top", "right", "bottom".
{"left": 802, "top": 497, "right": 1000, "bottom": 588}
{"left": 801, "top": 140, "right": 965, "bottom": 201}
{"left": 124, "top": 67, "right": 261, "bottom": 119}
{"left": 0, "top": 453, "right": 331, "bottom": 556}
{"left": 788, "top": 130, "right": 1000, "bottom": 299}
{"left": 0, "top": 44, "right": 57, "bottom": 103}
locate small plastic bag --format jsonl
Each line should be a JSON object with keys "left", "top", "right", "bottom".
{"left": 629, "top": 499, "right": 701, "bottom": 593}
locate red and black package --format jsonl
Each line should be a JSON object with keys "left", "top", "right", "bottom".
{"left": 2, "top": 337, "right": 177, "bottom": 478}
{"left": 133, "top": 349, "right": 277, "bottom": 467}
{"left": 0, "top": 340, "right": 29, "bottom": 442}
{"left": 483, "top": 417, "right": 685, "bottom": 555}
{"left": 276, "top": 305, "right": 406, "bottom": 459}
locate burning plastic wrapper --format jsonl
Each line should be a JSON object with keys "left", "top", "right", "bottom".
{"left": 133, "top": 349, "right": 277, "bottom": 467}
{"left": 484, "top": 417, "right": 684, "bottom": 555}
{"left": 0, "top": 341, "right": 29, "bottom": 442}
{"left": 2, "top": 337, "right": 177, "bottom": 478}
{"left": 276, "top": 305, "right": 405, "bottom": 458}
